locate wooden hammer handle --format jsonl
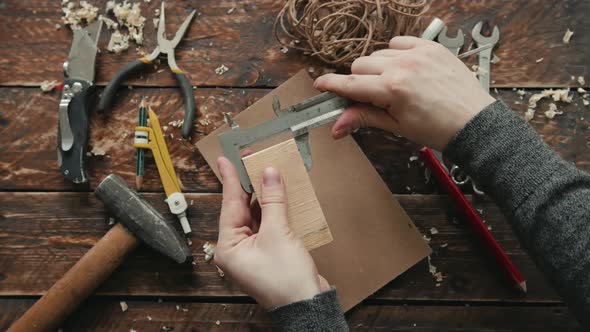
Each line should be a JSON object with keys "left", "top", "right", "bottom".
{"left": 9, "top": 223, "right": 139, "bottom": 332}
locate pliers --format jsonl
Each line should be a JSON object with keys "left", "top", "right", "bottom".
{"left": 98, "top": 2, "right": 197, "bottom": 138}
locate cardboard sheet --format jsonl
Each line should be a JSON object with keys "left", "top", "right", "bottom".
{"left": 196, "top": 70, "right": 431, "bottom": 311}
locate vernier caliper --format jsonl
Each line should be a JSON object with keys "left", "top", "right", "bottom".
{"left": 218, "top": 92, "right": 351, "bottom": 193}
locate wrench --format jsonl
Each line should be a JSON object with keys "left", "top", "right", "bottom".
{"left": 471, "top": 21, "right": 500, "bottom": 92}
{"left": 437, "top": 26, "right": 464, "bottom": 56}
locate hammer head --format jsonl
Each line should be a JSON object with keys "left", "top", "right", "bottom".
{"left": 95, "top": 174, "right": 192, "bottom": 264}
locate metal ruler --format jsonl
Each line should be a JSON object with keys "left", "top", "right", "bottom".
{"left": 219, "top": 92, "right": 351, "bottom": 193}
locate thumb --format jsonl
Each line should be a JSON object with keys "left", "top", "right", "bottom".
{"left": 332, "top": 104, "right": 400, "bottom": 139}
{"left": 258, "top": 167, "right": 290, "bottom": 234}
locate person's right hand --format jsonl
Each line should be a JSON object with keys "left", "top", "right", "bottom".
{"left": 314, "top": 36, "right": 496, "bottom": 151}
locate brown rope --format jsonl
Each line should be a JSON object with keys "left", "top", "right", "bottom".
{"left": 274, "top": 0, "right": 429, "bottom": 67}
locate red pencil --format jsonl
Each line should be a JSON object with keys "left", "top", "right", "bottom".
{"left": 419, "top": 147, "right": 527, "bottom": 293}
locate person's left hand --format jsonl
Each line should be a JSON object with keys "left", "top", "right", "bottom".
{"left": 214, "top": 156, "right": 330, "bottom": 309}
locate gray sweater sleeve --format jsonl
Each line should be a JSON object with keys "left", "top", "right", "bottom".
{"left": 267, "top": 288, "right": 348, "bottom": 331}
{"left": 444, "top": 100, "right": 590, "bottom": 328}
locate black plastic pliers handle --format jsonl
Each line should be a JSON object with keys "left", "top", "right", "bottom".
{"left": 98, "top": 2, "right": 197, "bottom": 138}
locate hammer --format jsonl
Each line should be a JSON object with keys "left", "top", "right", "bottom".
{"left": 9, "top": 174, "right": 192, "bottom": 332}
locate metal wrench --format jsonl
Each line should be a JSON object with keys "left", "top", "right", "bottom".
{"left": 437, "top": 26, "right": 464, "bottom": 56}
{"left": 471, "top": 21, "right": 500, "bottom": 92}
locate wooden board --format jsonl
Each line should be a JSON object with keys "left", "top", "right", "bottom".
{"left": 0, "top": 192, "right": 559, "bottom": 303}
{"left": 0, "top": 88, "right": 588, "bottom": 193}
{"left": 0, "top": 300, "right": 581, "bottom": 331}
{"left": 242, "top": 138, "right": 332, "bottom": 250}
{"left": 0, "top": 0, "right": 589, "bottom": 87}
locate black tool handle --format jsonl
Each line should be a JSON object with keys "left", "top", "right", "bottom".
{"left": 173, "top": 70, "right": 196, "bottom": 139}
{"left": 57, "top": 79, "right": 95, "bottom": 184}
{"left": 98, "top": 59, "right": 151, "bottom": 112}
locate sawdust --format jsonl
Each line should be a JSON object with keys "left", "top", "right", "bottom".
{"left": 103, "top": 0, "right": 147, "bottom": 53}
{"left": 40, "top": 80, "right": 59, "bottom": 92}
{"left": 203, "top": 242, "right": 216, "bottom": 262}
{"left": 61, "top": 1, "right": 99, "bottom": 28}
{"left": 544, "top": 103, "right": 563, "bottom": 119}
{"left": 214, "top": 64, "right": 229, "bottom": 75}
{"left": 563, "top": 29, "right": 574, "bottom": 44}
{"left": 528, "top": 89, "right": 572, "bottom": 109}
{"left": 120, "top": 301, "right": 128, "bottom": 312}
{"left": 107, "top": 30, "right": 130, "bottom": 54}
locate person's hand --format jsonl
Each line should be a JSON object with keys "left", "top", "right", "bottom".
{"left": 214, "top": 157, "right": 329, "bottom": 309}
{"left": 314, "top": 36, "right": 496, "bottom": 151}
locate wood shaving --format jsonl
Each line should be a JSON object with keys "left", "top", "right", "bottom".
{"left": 490, "top": 53, "right": 500, "bottom": 64}
{"left": 107, "top": 30, "right": 130, "bottom": 53}
{"left": 422, "top": 235, "right": 431, "bottom": 242}
{"left": 214, "top": 64, "right": 229, "bottom": 75}
{"left": 90, "top": 146, "right": 107, "bottom": 156}
{"left": 535, "top": 57, "right": 544, "bottom": 63}
{"left": 216, "top": 320, "right": 221, "bottom": 325}
{"left": 487, "top": 225, "right": 493, "bottom": 231}
{"left": 429, "top": 227, "right": 438, "bottom": 235}
{"left": 528, "top": 89, "right": 571, "bottom": 109}
{"left": 40, "top": 80, "right": 59, "bottom": 92}
{"left": 111, "top": 1, "right": 146, "bottom": 45}
{"left": 440, "top": 243, "right": 448, "bottom": 248}
{"left": 203, "top": 242, "right": 216, "bottom": 262}
{"left": 280, "top": 46, "right": 289, "bottom": 54}
{"left": 434, "top": 272, "right": 443, "bottom": 282}
{"left": 55, "top": 23, "right": 62, "bottom": 30}
{"left": 578, "top": 76, "right": 586, "bottom": 86}
{"left": 61, "top": 1, "right": 99, "bottom": 28}
{"left": 108, "top": 217, "right": 116, "bottom": 225}
{"left": 516, "top": 89, "right": 526, "bottom": 97}
{"left": 544, "top": 103, "right": 563, "bottom": 119}
{"left": 524, "top": 109, "right": 535, "bottom": 122}
{"left": 216, "top": 265, "right": 225, "bottom": 277}
{"left": 578, "top": 87, "right": 587, "bottom": 94}
{"left": 227, "top": 5, "right": 236, "bottom": 14}
{"left": 120, "top": 301, "right": 128, "bottom": 312}
{"left": 409, "top": 156, "right": 418, "bottom": 162}
{"left": 563, "top": 29, "right": 574, "bottom": 44}
{"left": 99, "top": 15, "right": 118, "bottom": 29}
{"left": 168, "top": 119, "right": 184, "bottom": 128}
{"left": 583, "top": 99, "right": 589, "bottom": 106}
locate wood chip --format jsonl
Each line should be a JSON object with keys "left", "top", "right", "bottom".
{"left": 40, "top": 80, "right": 59, "bottom": 92}
{"left": 563, "top": 29, "right": 574, "bottom": 44}
{"left": 491, "top": 53, "right": 501, "bottom": 64}
{"left": 578, "top": 76, "right": 586, "bottom": 86}
{"left": 429, "top": 227, "right": 439, "bottom": 235}
{"left": 544, "top": 102, "right": 563, "bottom": 119}
{"left": 120, "top": 301, "right": 128, "bottom": 312}
{"left": 227, "top": 5, "right": 236, "bottom": 14}
{"left": 214, "top": 64, "right": 229, "bottom": 75}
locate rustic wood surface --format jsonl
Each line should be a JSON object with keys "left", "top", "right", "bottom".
{"left": 1, "top": 0, "right": 588, "bottom": 330}
{"left": 0, "top": 300, "right": 582, "bottom": 332}
{"left": 0, "top": 0, "right": 588, "bottom": 87}
{"left": 1, "top": 88, "right": 589, "bottom": 194}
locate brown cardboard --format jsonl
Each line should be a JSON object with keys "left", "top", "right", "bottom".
{"left": 196, "top": 70, "right": 431, "bottom": 311}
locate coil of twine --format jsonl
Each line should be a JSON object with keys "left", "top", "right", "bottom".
{"left": 274, "top": 0, "right": 429, "bottom": 67}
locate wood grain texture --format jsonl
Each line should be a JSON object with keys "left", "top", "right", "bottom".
{"left": 0, "top": 300, "right": 581, "bottom": 331}
{"left": 0, "top": 192, "right": 559, "bottom": 302}
{"left": 0, "top": 0, "right": 588, "bottom": 87}
{"left": 1, "top": 87, "right": 589, "bottom": 193}
{"left": 243, "top": 139, "right": 332, "bottom": 250}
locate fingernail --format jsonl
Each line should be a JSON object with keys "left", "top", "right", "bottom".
{"left": 332, "top": 127, "right": 350, "bottom": 139}
{"left": 262, "top": 167, "right": 281, "bottom": 187}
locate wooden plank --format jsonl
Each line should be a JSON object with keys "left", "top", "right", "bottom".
{"left": 243, "top": 138, "right": 332, "bottom": 250}
{"left": 0, "top": 299, "right": 581, "bottom": 331}
{"left": 1, "top": 0, "right": 589, "bottom": 87}
{"left": 1, "top": 87, "right": 588, "bottom": 192}
{"left": 0, "top": 192, "right": 561, "bottom": 302}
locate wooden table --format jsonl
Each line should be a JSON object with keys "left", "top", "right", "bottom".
{"left": 0, "top": 0, "right": 588, "bottom": 330}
